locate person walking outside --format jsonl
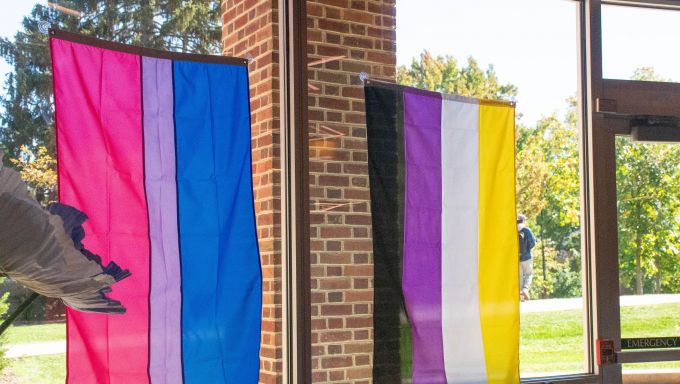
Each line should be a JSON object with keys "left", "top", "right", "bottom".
{"left": 518, "top": 214, "right": 536, "bottom": 302}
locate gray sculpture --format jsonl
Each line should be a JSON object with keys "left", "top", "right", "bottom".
{"left": 0, "top": 149, "right": 129, "bottom": 313}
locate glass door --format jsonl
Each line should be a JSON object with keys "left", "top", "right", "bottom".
{"left": 615, "top": 135, "right": 680, "bottom": 377}
{"left": 584, "top": 2, "right": 680, "bottom": 383}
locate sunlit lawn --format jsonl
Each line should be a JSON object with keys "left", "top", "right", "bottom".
{"left": 521, "top": 303, "right": 680, "bottom": 375}
{"left": 521, "top": 308, "right": 585, "bottom": 375}
{"left": 4, "top": 304, "right": 680, "bottom": 382}
{"left": 401, "top": 302, "right": 680, "bottom": 378}
{"left": 1, "top": 323, "right": 65, "bottom": 384}
{"left": 4, "top": 354, "right": 65, "bottom": 384}
{"left": 4, "top": 323, "right": 65, "bottom": 345}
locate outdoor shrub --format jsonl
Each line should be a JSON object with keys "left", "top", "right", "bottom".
{"left": 0, "top": 281, "right": 11, "bottom": 372}
{"left": 552, "top": 267, "right": 582, "bottom": 298}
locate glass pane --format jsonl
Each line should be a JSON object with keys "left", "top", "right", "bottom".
{"left": 0, "top": 2, "right": 225, "bottom": 382}
{"left": 616, "top": 137, "right": 680, "bottom": 373}
{"left": 306, "top": 0, "right": 585, "bottom": 382}
{"left": 1, "top": 3, "right": 68, "bottom": 382}
{"left": 603, "top": 5, "right": 680, "bottom": 82}
{"left": 398, "top": 0, "right": 585, "bottom": 378}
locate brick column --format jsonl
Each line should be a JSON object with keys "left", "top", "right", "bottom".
{"left": 307, "top": 1, "right": 396, "bottom": 383}
{"left": 221, "top": 0, "right": 396, "bottom": 382}
{"left": 222, "top": 1, "right": 282, "bottom": 383}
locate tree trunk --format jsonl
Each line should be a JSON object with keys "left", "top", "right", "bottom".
{"left": 139, "top": 0, "right": 154, "bottom": 46}
{"left": 633, "top": 198, "right": 644, "bottom": 296}
{"left": 655, "top": 253, "right": 661, "bottom": 294}
{"left": 635, "top": 235, "right": 643, "bottom": 295}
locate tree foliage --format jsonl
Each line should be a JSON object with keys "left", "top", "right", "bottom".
{"left": 0, "top": 287, "right": 8, "bottom": 373}
{"left": 9, "top": 145, "right": 57, "bottom": 204}
{"left": 0, "top": 1, "right": 221, "bottom": 319}
{"left": 397, "top": 50, "right": 518, "bottom": 101}
{"left": 616, "top": 139, "right": 680, "bottom": 294}
{"left": 399, "top": 52, "right": 680, "bottom": 299}
{"left": 518, "top": 106, "right": 582, "bottom": 299}
{"left": 0, "top": 0, "right": 221, "bottom": 199}
{"left": 615, "top": 68, "right": 680, "bottom": 295}
{"left": 399, "top": 51, "right": 581, "bottom": 299}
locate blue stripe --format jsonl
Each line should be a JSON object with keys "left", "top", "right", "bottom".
{"left": 173, "top": 60, "right": 261, "bottom": 383}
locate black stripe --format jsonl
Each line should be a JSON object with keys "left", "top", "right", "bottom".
{"left": 366, "top": 84, "right": 407, "bottom": 382}
{"left": 139, "top": 57, "right": 153, "bottom": 384}
{"left": 170, "top": 61, "right": 187, "bottom": 383}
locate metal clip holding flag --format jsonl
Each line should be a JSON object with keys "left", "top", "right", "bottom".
{"left": 38, "top": 21, "right": 51, "bottom": 35}
{"left": 38, "top": 1, "right": 84, "bottom": 34}
{"left": 359, "top": 71, "right": 370, "bottom": 83}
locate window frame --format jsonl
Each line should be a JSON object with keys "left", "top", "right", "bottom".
{"left": 279, "top": 1, "right": 680, "bottom": 383}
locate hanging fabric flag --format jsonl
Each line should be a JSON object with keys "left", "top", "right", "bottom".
{"left": 50, "top": 30, "right": 262, "bottom": 384}
{"left": 0, "top": 149, "right": 130, "bottom": 314}
{"left": 365, "top": 82, "right": 518, "bottom": 384}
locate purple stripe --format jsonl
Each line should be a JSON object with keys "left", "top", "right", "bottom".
{"left": 402, "top": 90, "right": 446, "bottom": 383}
{"left": 143, "top": 57, "right": 183, "bottom": 384}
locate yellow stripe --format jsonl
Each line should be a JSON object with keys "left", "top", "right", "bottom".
{"left": 478, "top": 103, "right": 519, "bottom": 383}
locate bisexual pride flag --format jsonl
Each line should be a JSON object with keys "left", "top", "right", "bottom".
{"left": 366, "top": 82, "right": 519, "bottom": 383}
{"left": 51, "top": 30, "right": 261, "bottom": 383}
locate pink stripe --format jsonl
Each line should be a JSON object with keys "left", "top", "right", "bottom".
{"left": 52, "top": 38, "right": 150, "bottom": 383}
{"left": 142, "top": 57, "right": 183, "bottom": 383}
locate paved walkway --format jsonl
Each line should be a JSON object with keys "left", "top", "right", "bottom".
{"left": 4, "top": 294, "right": 680, "bottom": 358}
{"left": 521, "top": 293, "right": 680, "bottom": 313}
{"left": 4, "top": 340, "right": 65, "bottom": 358}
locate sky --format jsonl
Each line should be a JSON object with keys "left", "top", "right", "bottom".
{"left": 397, "top": 0, "right": 680, "bottom": 125}
{"left": 1, "top": 1, "right": 680, "bottom": 126}
{"left": 0, "top": 1, "right": 36, "bottom": 83}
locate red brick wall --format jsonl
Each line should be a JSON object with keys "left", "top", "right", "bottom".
{"left": 221, "top": 0, "right": 396, "bottom": 382}
{"left": 307, "top": 1, "right": 396, "bottom": 382}
{"left": 222, "top": 1, "right": 282, "bottom": 383}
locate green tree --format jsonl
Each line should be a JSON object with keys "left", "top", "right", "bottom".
{"left": 631, "top": 67, "right": 669, "bottom": 82}
{"left": 616, "top": 67, "right": 680, "bottom": 295}
{"left": 616, "top": 138, "right": 680, "bottom": 294}
{"left": 398, "top": 51, "right": 583, "bottom": 299}
{"left": 518, "top": 108, "right": 582, "bottom": 299}
{"left": 0, "top": 1, "right": 221, "bottom": 197}
{"left": 0, "top": 0, "right": 222, "bottom": 320}
{"left": 517, "top": 107, "right": 580, "bottom": 243}
{"left": 0, "top": 285, "right": 9, "bottom": 373}
{"left": 399, "top": 53, "right": 680, "bottom": 299}
{"left": 397, "top": 50, "right": 518, "bottom": 101}
{"left": 9, "top": 145, "right": 57, "bottom": 203}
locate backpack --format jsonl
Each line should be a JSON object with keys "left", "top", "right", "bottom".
{"left": 519, "top": 229, "right": 530, "bottom": 255}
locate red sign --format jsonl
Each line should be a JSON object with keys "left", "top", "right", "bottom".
{"left": 597, "top": 339, "right": 617, "bottom": 365}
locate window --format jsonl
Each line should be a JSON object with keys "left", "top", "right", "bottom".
{"left": 305, "top": 0, "right": 588, "bottom": 381}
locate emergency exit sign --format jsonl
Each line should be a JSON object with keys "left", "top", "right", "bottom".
{"left": 621, "top": 337, "right": 680, "bottom": 350}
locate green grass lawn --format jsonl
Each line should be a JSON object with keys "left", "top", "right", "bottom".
{"left": 521, "top": 308, "right": 586, "bottom": 374}
{"left": 1, "top": 323, "right": 66, "bottom": 384}
{"left": 3, "top": 304, "right": 680, "bottom": 381}
{"left": 4, "top": 323, "right": 65, "bottom": 345}
{"left": 522, "top": 302, "right": 680, "bottom": 375}
{"left": 400, "top": 302, "right": 680, "bottom": 378}
{"left": 6, "top": 354, "right": 65, "bottom": 384}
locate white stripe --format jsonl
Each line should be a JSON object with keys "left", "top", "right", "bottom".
{"left": 441, "top": 99, "right": 487, "bottom": 383}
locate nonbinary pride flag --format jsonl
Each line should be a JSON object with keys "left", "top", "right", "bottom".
{"left": 50, "top": 30, "right": 262, "bottom": 383}
{"left": 366, "top": 82, "right": 519, "bottom": 384}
